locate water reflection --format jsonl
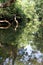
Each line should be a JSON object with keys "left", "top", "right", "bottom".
{"left": 2, "top": 44, "right": 43, "bottom": 65}
{"left": 17, "top": 45, "right": 43, "bottom": 65}
{"left": 3, "top": 58, "right": 13, "bottom": 65}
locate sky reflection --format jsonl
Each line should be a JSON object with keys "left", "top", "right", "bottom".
{"left": 3, "top": 44, "right": 43, "bottom": 65}
{"left": 18, "top": 44, "right": 43, "bottom": 63}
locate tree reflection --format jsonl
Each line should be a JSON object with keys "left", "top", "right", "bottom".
{"left": 34, "top": 22, "right": 43, "bottom": 52}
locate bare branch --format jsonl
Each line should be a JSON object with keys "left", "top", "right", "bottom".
{"left": 0, "top": 20, "right": 11, "bottom": 29}
{"left": 14, "top": 15, "right": 18, "bottom": 31}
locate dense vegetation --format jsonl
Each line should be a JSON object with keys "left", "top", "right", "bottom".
{"left": 0, "top": 0, "right": 43, "bottom": 65}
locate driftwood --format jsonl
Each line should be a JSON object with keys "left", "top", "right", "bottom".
{"left": 0, "top": 0, "right": 16, "bottom": 8}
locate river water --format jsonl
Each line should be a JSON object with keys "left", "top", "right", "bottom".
{"left": 1, "top": 44, "right": 43, "bottom": 65}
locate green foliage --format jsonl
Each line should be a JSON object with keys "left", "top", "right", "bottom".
{"left": 0, "top": 0, "right": 43, "bottom": 64}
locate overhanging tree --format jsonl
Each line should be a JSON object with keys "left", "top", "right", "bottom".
{"left": 0, "top": 0, "right": 43, "bottom": 65}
